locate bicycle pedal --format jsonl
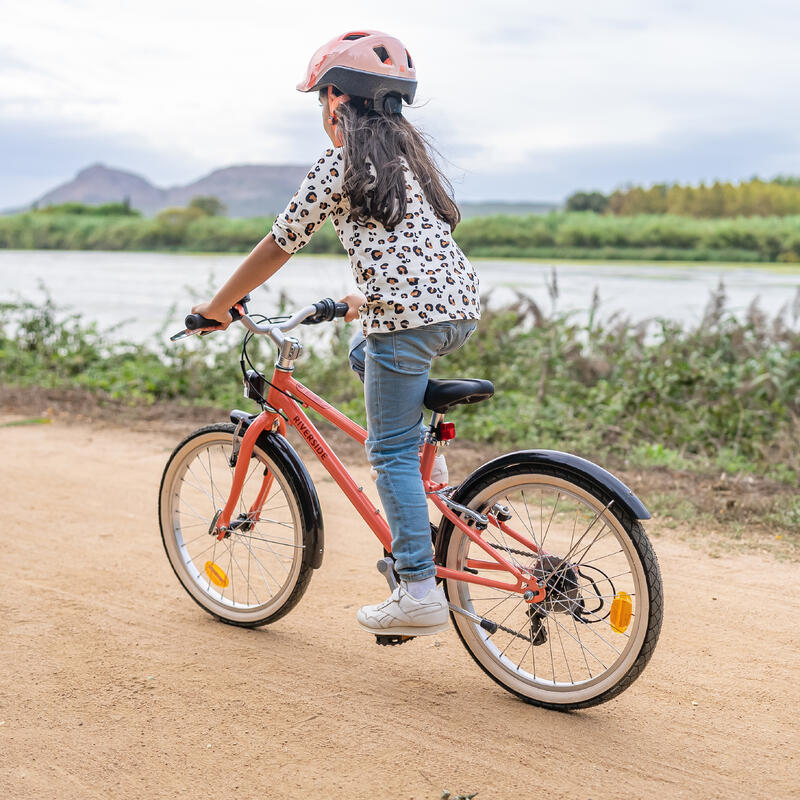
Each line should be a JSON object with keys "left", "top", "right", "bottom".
{"left": 375, "top": 634, "right": 416, "bottom": 646}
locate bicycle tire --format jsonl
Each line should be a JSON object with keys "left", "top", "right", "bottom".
{"left": 438, "top": 457, "right": 663, "bottom": 710}
{"left": 159, "top": 423, "right": 316, "bottom": 627}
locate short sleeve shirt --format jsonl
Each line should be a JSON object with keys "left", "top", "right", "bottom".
{"left": 271, "top": 148, "right": 480, "bottom": 334}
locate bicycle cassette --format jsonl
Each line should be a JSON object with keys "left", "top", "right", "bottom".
{"left": 375, "top": 634, "right": 416, "bottom": 646}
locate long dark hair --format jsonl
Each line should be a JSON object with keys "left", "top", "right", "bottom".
{"left": 331, "top": 92, "right": 461, "bottom": 231}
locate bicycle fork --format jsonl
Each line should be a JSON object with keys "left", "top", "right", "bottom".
{"left": 211, "top": 411, "right": 279, "bottom": 539}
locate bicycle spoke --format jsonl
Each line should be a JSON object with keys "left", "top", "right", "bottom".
{"left": 540, "top": 491, "right": 560, "bottom": 551}
{"left": 545, "top": 613, "right": 557, "bottom": 683}
{"left": 223, "top": 539, "right": 261, "bottom": 606}
{"left": 507, "top": 494, "right": 539, "bottom": 550}
{"left": 184, "top": 464, "right": 217, "bottom": 509}
{"left": 573, "top": 614, "right": 593, "bottom": 678}
{"left": 232, "top": 532, "right": 304, "bottom": 549}
{"left": 235, "top": 535, "right": 282, "bottom": 596}
{"left": 554, "top": 613, "right": 574, "bottom": 683}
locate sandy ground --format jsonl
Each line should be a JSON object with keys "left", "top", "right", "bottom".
{"left": 1, "top": 415, "right": 798, "bottom": 800}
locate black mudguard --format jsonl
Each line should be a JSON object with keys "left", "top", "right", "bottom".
{"left": 231, "top": 410, "right": 325, "bottom": 568}
{"left": 453, "top": 449, "right": 651, "bottom": 521}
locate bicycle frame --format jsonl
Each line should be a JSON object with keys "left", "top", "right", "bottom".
{"left": 214, "top": 363, "right": 545, "bottom": 602}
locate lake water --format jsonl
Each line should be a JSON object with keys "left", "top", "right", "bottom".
{"left": 1, "top": 249, "right": 799, "bottom": 342}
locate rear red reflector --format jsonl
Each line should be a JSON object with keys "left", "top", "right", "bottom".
{"left": 439, "top": 422, "right": 456, "bottom": 440}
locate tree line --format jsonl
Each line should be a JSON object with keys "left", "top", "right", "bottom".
{"left": 567, "top": 176, "right": 800, "bottom": 218}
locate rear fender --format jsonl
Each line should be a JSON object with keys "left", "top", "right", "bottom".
{"left": 452, "top": 449, "right": 651, "bottom": 522}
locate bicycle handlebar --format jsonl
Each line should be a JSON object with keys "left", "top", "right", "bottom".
{"left": 173, "top": 297, "right": 350, "bottom": 344}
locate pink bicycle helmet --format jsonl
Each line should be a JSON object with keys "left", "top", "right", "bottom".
{"left": 297, "top": 30, "right": 417, "bottom": 104}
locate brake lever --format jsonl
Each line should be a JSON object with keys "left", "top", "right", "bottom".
{"left": 170, "top": 327, "right": 217, "bottom": 342}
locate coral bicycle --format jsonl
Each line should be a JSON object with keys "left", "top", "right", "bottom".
{"left": 159, "top": 297, "right": 663, "bottom": 710}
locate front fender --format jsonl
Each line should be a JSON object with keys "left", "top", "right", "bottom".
{"left": 257, "top": 431, "right": 325, "bottom": 568}
{"left": 454, "top": 449, "right": 651, "bottom": 521}
{"left": 230, "top": 410, "right": 325, "bottom": 568}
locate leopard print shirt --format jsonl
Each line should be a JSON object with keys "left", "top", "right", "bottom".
{"left": 271, "top": 147, "right": 480, "bottom": 334}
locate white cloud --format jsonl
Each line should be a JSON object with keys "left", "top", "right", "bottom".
{"left": 1, "top": 0, "right": 799, "bottom": 205}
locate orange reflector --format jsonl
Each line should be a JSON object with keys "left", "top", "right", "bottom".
{"left": 610, "top": 591, "right": 632, "bottom": 633}
{"left": 204, "top": 561, "right": 229, "bottom": 588}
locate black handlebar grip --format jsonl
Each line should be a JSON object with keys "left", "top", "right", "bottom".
{"left": 185, "top": 313, "right": 223, "bottom": 330}
{"left": 184, "top": 295, "right": 250, "bottom": 330}
{"left": 302, "top": 297, "right": 350, "bottom": 325}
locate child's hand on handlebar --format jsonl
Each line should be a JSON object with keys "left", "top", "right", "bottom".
{"left": 338, "top": 291, "right": 367, "bottom": 323}
{"left": 191, "top": 301, "right": 233, "bottom": 330}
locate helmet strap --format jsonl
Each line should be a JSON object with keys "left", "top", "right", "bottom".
{"left": 327, "top": 85, "right": 351, "bottom": 147}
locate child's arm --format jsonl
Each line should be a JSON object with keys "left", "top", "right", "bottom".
{"left": 191, "top": 233, "right": 291, "bottom": 327}
{"left": 192, "top": 233, "right": 366, "bottom": 327}
{"left": 193, "top": 149, "right": 360, "bottom": 328}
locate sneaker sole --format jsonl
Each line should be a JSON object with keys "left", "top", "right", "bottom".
{"left": 357, "top": 620, "right": 450, "bottom": 637}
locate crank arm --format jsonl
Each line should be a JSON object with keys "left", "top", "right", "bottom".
{"left": 448, "top": 602, "right": 498, "bottom": 634}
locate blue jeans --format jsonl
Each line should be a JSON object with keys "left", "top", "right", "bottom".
{"left": 349, "top": 319, "right": 478, "bottom": 581}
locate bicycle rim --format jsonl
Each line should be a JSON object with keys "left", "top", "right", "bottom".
{"left": 444, "top": 472, "right": 655, "bottom": 708}
{"left": 160, "top": 429, "right": 305, "bottom": 625}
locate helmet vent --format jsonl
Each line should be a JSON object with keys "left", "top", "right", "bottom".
{"left": 373, "top": 45, "right": 391, "bottom": 64}
{"left": 343, "top": 32, "right": 367, "bottom": 41}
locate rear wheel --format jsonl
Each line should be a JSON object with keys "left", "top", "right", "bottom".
{"left": 440, "top": 461, "right": 663, "bottom": 709}
{"left": 159, "top": 424, "right": 315, "bottom": 627}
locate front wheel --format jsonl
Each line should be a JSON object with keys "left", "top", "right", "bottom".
{"left": 158, "top": 424, "right": 316, "bottom": 627}
{"left": 439, "top": 459, "right": 663, "bottom": 710}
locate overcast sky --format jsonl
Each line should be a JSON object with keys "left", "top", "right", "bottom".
{"left": 2, "top": 0, "right": 799, "bottom": 208}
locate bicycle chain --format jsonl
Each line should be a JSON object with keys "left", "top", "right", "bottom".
{"left": 488, "top": 541, "right": 540, "bottom": 559}
{"left": 492, "top": 620, "right": 536, "bottom": 644}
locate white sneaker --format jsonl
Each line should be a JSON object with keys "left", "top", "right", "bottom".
{"left": 357, "top": 583, "right": 450, "bottom": 636}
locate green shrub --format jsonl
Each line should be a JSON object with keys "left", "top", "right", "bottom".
{"left": 3, "top": 285, "right": 795, "bottom": 483}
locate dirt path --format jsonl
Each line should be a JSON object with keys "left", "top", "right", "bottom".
{"left": 1, "top": 416, "right": 798, "bottom": 800}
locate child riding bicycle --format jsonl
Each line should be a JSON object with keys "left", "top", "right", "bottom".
{"left": 190, "top": 30, "right": 480, "bottom": 637}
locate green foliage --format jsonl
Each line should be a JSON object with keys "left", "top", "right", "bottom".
{"left": 4, "top": 207, "right": 800, "bottom": 262}
{"left": 188, "top": 195, "right": 226, "bottom": 216}
{"left": 566, "top": 191, "right": 609, "bottom": 213}
{"left": 575, "top": 177, "right": 800, "bottom": 218}
{"left": 454, "top": 212, "right": 800, "bottom": 262}
{"left": 0, "top": 211, "right": 344, "bottom": 254}
{"left": 35, "top": 200, "right": 140, "bottom": 216}
{"left": 2, "top": 286, "right": 798, "bottom": 484}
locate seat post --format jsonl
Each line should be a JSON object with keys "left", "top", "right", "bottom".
{"left": 420, "top": 411, "right": 446, "bottom": 480}
{"left": 429, "top": 411, "right": 445, "bottom": 431}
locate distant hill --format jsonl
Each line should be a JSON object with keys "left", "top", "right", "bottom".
{"left": 21, "top": 163, "right": 557, "bottom": 218}
{"left": 29, "top": 163, "right": 310, "bottom": 218}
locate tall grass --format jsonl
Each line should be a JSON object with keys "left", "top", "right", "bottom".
{"left": 2, "top": 211, "right": 800, "bottom": 262}
{"left": 2, "top": 284, "right": 798, "bottom": 483}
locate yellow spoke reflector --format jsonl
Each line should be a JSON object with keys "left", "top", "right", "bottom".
{"left": 205, "top": 561, "right": 229, "bottom": 588}
{"left": 610, "top": 591, "right": 632, "bottom": 633}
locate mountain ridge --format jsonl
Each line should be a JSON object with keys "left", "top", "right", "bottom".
{"left": 27, "top": 162, "right": 310, "bottom": 218}
{"left": 17, "top": 163, "right": 557, "bottom": 218}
